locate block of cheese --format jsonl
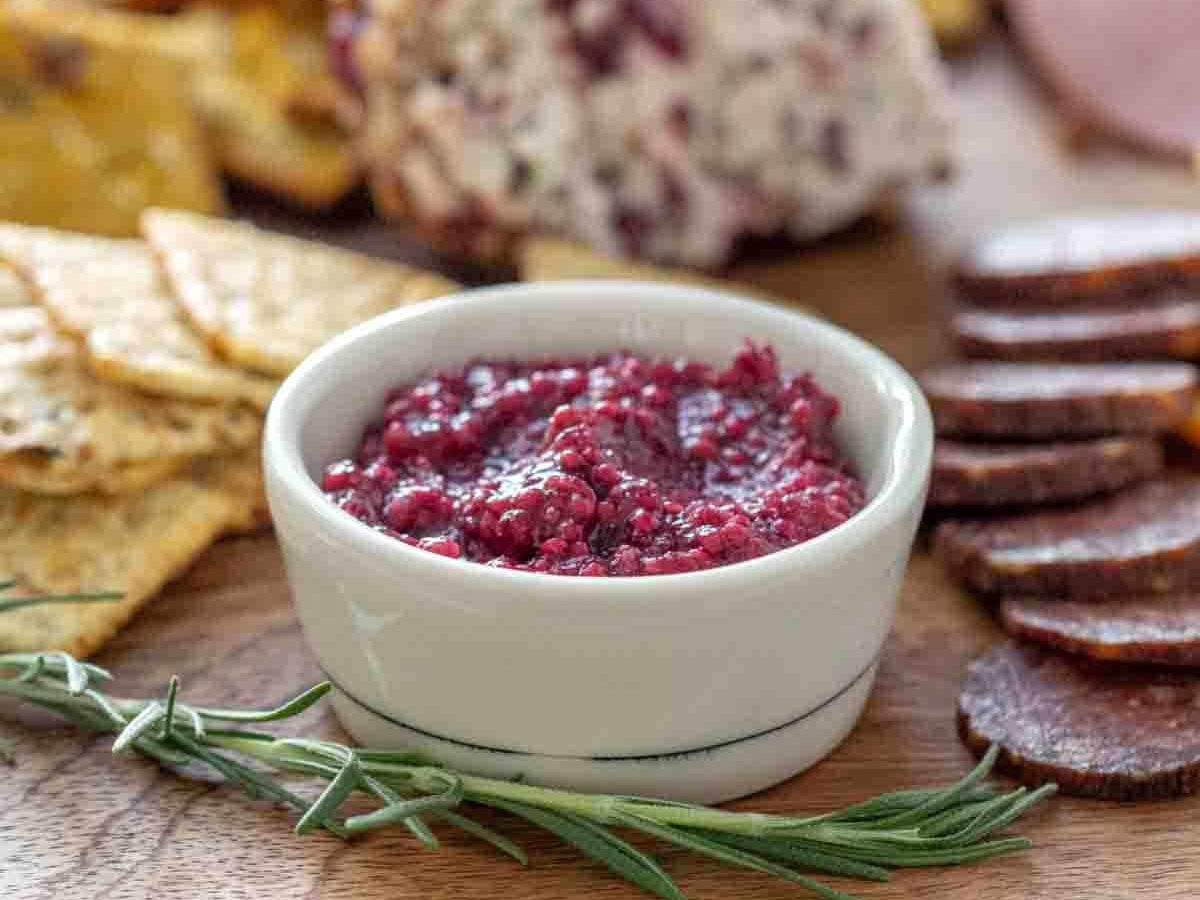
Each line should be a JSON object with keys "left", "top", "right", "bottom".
{"left": 341, "top": 0, "right": 953, "bottom": 266}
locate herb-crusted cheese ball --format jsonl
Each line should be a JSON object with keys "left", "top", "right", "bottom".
{"left": 345, "top": 0, "right": 953, "bottom": 265}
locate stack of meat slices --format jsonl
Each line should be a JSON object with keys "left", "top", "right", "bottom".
{"left": 922, "top": 213, "right": 1200, "bottom": 800}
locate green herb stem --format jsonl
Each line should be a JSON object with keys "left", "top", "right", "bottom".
{"left": 0, "top": 590, "right": 123, "bottom": 614}
{"left": 0, "top": 651, "right": 1055, "bottom": 900}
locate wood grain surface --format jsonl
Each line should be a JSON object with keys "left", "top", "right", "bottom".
{"left": 5, "top": 36, "right": 1200, "bottom": 900}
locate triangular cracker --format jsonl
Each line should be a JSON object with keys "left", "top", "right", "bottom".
{"left": 0, "top": 4, "right": 224, "bottom": 236}
{"left": 0, "top": 451, "right": 262, "bottom": 657}
{"left": 216, "top": 447, "right": 270, "bottom": 536}
{"left": 520, "top": 237, "right": 782, "bottom": 304}
{"left": 0, "top": 305, "right": 74, "bottom": 369}
{"left": 142, "top": 208, "right": 461, "bottom": 376}
{"left": 0, "top": 306, "right": 261, "bottom": 494}
{"left": 0, "top": 223, "right": 277, "bottom": 409}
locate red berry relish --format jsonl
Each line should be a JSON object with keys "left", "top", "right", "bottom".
{"left": 320, "top": 342, "right": 865, "bottom": 576}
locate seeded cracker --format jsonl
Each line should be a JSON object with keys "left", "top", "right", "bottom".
{"left": 193, "top": 1, "right": 360, "bottom": 210}
{"left": 142, "top": 208, "right": 460, "bottom": 376}
{"left": 0, "top": 305, "right": 73, "bottom": 369}
{"left": 0, "top": 5, "right": 223, "bottom": 236}
{"left": 0, "top": 452, "right": 260, "bottom": 657}
{"left": 0, "top": 307, "right": 260, "bottom": 494}
{"left": 7, "top": 0, "right": 357, "bottom": 210}
{"left": 0, "top": 223, "right": 277, "bottom": 409}
{"left": 15, "top": 0, "right": 362, "bottom": 211}
{"left": 217, "top": 448, "right": 270, "bottom": 536}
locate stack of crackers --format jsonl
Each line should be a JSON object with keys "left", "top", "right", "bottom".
{"left": 0, "top": 208, "right": 457, "bottom": 657}
{"left": 0, "top": 0, "right": 359, "bottom": 237}
{"left": 0, "top": 205, "right": 775, "bottom": 659}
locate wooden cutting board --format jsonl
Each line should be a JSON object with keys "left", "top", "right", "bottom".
{"left": 4, "top": 36, "right": 1200, "bottom": 900}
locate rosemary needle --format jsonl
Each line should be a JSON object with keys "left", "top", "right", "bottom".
{"left": 0, "top": 650, "right": 1055, "bottom": 899}
{"left": 0, "top": 591, "right": 123, "bottom": 614}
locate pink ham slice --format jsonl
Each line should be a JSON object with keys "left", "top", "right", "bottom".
{"left": 1008, "top": 0, "right": 1200, "bottom": 159}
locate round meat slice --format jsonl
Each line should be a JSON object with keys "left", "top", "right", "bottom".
{"left": 1008, "top": 0, "right": 1200, "bottom": 160}
{"left": 954, "top": 213, "right": 1200, "bottom": 307}
{"left": 929, "top": 436, "right": 1163, "bottom": 508}
{"left": 919, "top": 362, "right": 1196, "bottom": 439}
{"left": 959, "top": 641, "right": 1200, "bottom": 800}
{"left": 934, "top": 477, "right": 1200, "bottom": 599}
{"left": 952, "top": 300, "right": 1200, "bottom": 362}
{"left": 1000, "top": 595, "right": 1200, "bottom": 667}
{"left": 1179, "top": 400, "right": 1200, "bottom": 451}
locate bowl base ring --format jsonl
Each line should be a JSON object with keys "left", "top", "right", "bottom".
{"left": 327, "top": 661, "right": 878, "bottom": 804}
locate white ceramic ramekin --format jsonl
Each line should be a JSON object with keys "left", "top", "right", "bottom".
{"left": 264, "top": 281, "right": 931, "bottom": 803}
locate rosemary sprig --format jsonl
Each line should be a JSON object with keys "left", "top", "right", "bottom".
{"left": 0, "top": 577, "right": 123, "bottom": 613}
{"left": 0, "top": 651, "right": 1054, "bottom": 899}
{"left": 0, "top": 582, "right": 118, "bottom": 764}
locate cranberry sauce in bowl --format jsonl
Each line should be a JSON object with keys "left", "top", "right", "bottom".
{"left": 266, "top": 281, "right": 931, "bottom": 796}
{"left": 319, "top": 342, "right": 866, "bottom": 575}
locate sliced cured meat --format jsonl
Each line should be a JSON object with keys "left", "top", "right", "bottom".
{"left": 959, "top": 641, "right": 1200, "bottom": 800}
{"left": 919, "top": 362, "right": 1196, "bottom": 439}
{"left": 929, "top": 436, "right": 1162, "bottom": 508}
{"left": 1008, "top": 0, "right": 1200, "bottom": 160}
{"left": 1000, "top": 595, "right": 1200, "bottom": 667}
{"left": 934, "top": 477, "right": 1200, "bottom": 598}
{"left": 952, "top": 300, "right": 1200, "bottom": 362}
{"left": 1179, "top": 400, "right": 1200, "bottom": 451}
{"left": 954, "top": 213, "right": 1200, "bottom": 307}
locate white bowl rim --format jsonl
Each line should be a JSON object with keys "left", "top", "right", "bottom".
{"left": 264, "top": 279, "right": 932, "bottom": 599}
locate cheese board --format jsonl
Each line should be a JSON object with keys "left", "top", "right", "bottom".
{"left": 4, "top": 37, "right": 1200, "bottom": 900}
